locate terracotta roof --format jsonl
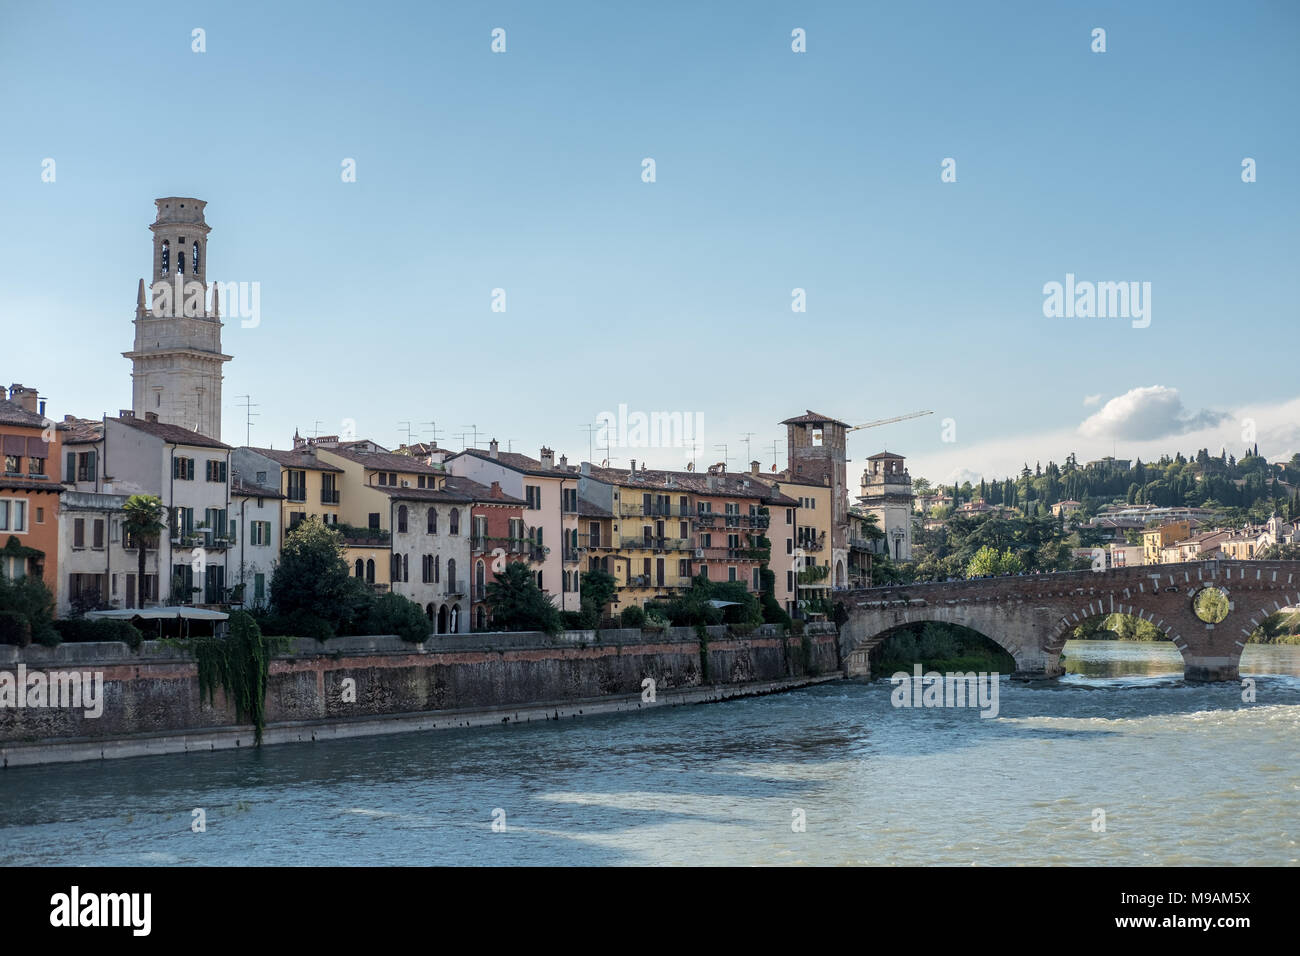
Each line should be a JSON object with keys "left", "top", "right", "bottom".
{"left": 325, "top": 446, "right": 444, "bottom": 474}
{"left": 0, "top": 477, "right": 63, "bottom": 494}
{"left": 451, "top": 448, "right": 578, "bottom": 478}
{"left": 231, "top": 476, "right": 283, "bottom": 499}
{"left": 115, "top": 416, "right": 230, "bottom": 449}
{"left": 244, "top": 447, "right": 344, "bottom": 472}
{"left": 0, "top": 398, "right": 46, "bottom": 428}
{"left": 382, "top": 475, "right": 528, "bottom": 506}
{"left": 780, "top": 410, "right": 850, "bottom": 427}
{"left": 57, "top": 418, "right": 103, "bottom": 445}
{"left": 583, "top": 464, "right": 775, "bottom": 499}
{"left": 866, "top": 451, "right": 905, "bottom": 460}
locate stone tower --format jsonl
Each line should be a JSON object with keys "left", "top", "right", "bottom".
{"left": 122, "top": 198, "right": 231, "bottom": 440}
{"left": 781, "top": 410, "right": 850, "bottom": 586}
{"left": 859, "top": 451, "right": 914, "bottom": 561}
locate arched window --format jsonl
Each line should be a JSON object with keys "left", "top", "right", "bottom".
{"left": 355, "top": 558, "right": 363, "bottom": 577}
{"left": 447, "top": 559, "right": 456, "bottom": 591}
{"left": 427, "top": 508, "right": 437, "bottom": 534}
{"left": 434, "top": 554, "right": 440, "bottom": 582}
{"left": 192, "top": 241, "right": 201, "bottom": 274}
{"left": 449, "top": 508, "right": 460, "bottom": 535}
{"left": 160, "top": 241, "right": 170, "bottom": 275}
{"left": 475, "top": 559, "right": 485, "bottom": 596}
{"left": 402, "top": 553, "right": 409, "bottom": 582}
{"left": 390, "top": 554, "right": 400, "bottom": 580}
{"left": 426, "top": 602, "right": 435, "bottom": 621}
{"left": 397, "top": 505, "right": 408, "bottom": 533}
{"left": 365, "top": 559, "right": 375, "bottom": 583}
{"left": 178, "top": 251, "right": 186, "bottom": 274}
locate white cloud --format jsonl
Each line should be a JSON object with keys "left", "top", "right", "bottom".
{"left": 1078, "top": 385, "right": 1227, "bottom": 441}
{"left": 908, "top": 392, "right": 1300, "bottom": 486}
{"left": 1083, "top": 393, "right": 1102, "bottom": 406}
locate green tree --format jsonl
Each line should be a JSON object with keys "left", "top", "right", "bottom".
{"left": 485, "top": 560, "right": 562, "bottom": 634}
{"left": 122, "top": 494, "right": 167, "bottom": 609}
{"left": 269, "top": 517, "right": 360, "bottom": 637}
{"left": 578, "top": 567, "right": 617, "bottom": 626}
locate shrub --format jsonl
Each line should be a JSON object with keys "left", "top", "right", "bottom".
{"left": 53, "top": 618, "right": 145, "bottom": 650}
{"left": 0, "top": 609, "right": 31, "bottom": 647}
{"left": 365, "top": 592, "right": 431, "bottom": 643}
{"left": 619, "top": 605, "right": 646, "bottom": 628}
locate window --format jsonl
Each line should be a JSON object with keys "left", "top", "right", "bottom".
{"left": 173, "top": 456, "right": 195, "bottom": 480}
{"left": 525, "top": 485, "right": 541, "bottom": 509}
{"left": 449, "top": 508, "right": 460, "bottom": 535}
{"left": 537, "top": 570, "right": 543, "bottom": 590}
{"left": 472, "top": 515, "right": 487, "bottom": 547}
{"left": 378, "top": 473, "right": 387, "bottom": 486}
{"left": 678, "top": 559, "right": 690, "bottom": 577}
{"left": 728, "top": 566, "right": 737, "bottom": 582}
{"left": 172, "top": 506, "right": 194, "bottom": 538}
{"left": 93, "top": 519, "right": 105, "bottom": 550}
{"left": 434, "top": 554, "right": 440, "bottom": 583}
{"left": 251, "top": 521, "right": 271, "bottom": 546}
{"left": 205, "top": 460, "right": 228, "bottom": 482}
{"left": 365, "top": 559, "right": 375, "bottom": 584}
{"left": 402, "top": 553, "right": 409, "bottom": 582}
{"left": 73, "top": 516, "right": 85, "bottom": 548}
{"left": 786, "top": 508, "right": 793, "bottom": 524}
{"left": 71, "top": 450, "right": 96, "bottom": 483}
{"left": 255, "top": 470, "right": 267, "bottom": 484}
{"left": 254, "top": 573, "right": 265, "bottom": 605}
{"left": 35, "top": 507, "right": 44, "bottom": 524}
{"left": 447, "top": 559, "right": 456, "bottom": 591}
{"left": 160, "top": 240, "right": 170, "bottom": 274}
{"left": 787, "top": 570, "right": 795, "bottom": 591}
{"left": 752, "top": 567, "right": 761, "bottom": 591}
{"left": 368, "top": 512, "right": 380, "bottom": 530}
{"left": 3, "top": 455, "right": 20, "bottom": 475}
{"left": 355, "top": 558, "right": 364, "bottom": 577}
{"left": 563, "top": 488, "right": 577, "bottom": 512}
{"left": 422, "top": 554, "right": 434, "bottom": 583}
{"left": 388, "top": 472, "right": 397, "bottom": 486}
{"left": 193, "top": 240, "right": 201, "bottom": 275}
{"left": 427, "top": 509, "right": 438, "bottom": 534}
{"left": 510, "top": 517, "right": 524, "bottom": 549}
{"left": 2, "top": 555, "right": 26, "bottom": 580}
{"left": 417, "top": 475, "right": 426, "bottom": 488}
{"left": 588, "top": 520, "right": 600, "bottom": 548}
{"left": 397, "top": 505, "right": 408, "bottom": 533}
{"left": 286, "top": 470, "right": 307, "bottom": 501}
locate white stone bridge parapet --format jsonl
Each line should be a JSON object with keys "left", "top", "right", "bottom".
{"left": 837, "top": 560, "right": 1300, "bottom": 682}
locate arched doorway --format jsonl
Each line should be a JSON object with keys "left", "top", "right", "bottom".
{"left": 437, "top": 604, "right": 448, "bottom": 634}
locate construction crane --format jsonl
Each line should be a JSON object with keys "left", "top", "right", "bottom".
{"left": 847, "top": 409, "right": 933, "bottom": 433}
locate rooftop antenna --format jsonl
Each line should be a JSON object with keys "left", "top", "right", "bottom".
{"left": 420, "top": 421, "right": 441, "bottom": 447}
{"left": 579, "top": 423, "right": 598, "bottom": 463}
{"left": 685, "top": 439, "right": 699, "bottom": 472}
{"left": 505, "top": 439, "right": 518, "bottom": 453}
{"left": 397, "top": 421, "right": 415, "bottom": 447}
{"left": 235, "top": 394, "right": 259, "bottom": 447}
{"left": 311, "top": 420, "right": 323, "bottom": 439}
{"left": 714, "top": 443, "right": 731, "bottom": 471}
{"left": 768, "top": 438, "right": 785, "bottom": 473}
{"left": 739, "top": 432, "right": 755, "bottom": 467}
{"left": 461, "top": 424, "right": 481, "bottom": 451}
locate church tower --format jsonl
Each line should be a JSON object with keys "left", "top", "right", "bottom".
{"left": 122, "top": 198, "right": 231, "bottom": 440}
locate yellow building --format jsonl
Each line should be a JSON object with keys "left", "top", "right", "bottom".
{"left": 234, "top": 445, "right": 344, "bottom": 538}
{"left": 1142, "top": 520, "right": 1191, "bottom": 565}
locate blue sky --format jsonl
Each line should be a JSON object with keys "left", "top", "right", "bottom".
{"left": 2, "top": 1, "right": 1297, "bottom": 485}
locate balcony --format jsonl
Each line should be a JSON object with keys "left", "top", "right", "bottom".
{"left": 849, "top": 536, "right": 878, "bottom": 551}
{"left": 563, "top": 548, "right": 580, "bottom": 563}
{"left": 619, "top": 502, "right": 692, "bottom": 518}
{"left": 286, "top": 490, "right": 306, "bottom": 503}
{"left": 620, "top": 535, "right": 693, "bottom": 551}
{"left": 696, "top": 513, "right": 769, "bottom": 530}
{"left": 320, "top": 488, "right": 340, "bottom": 505}
{"left": 798, "top": 531, "right": 826, "bottom": 552}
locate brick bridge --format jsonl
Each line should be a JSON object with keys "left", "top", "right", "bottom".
{"left": 838, "top": 560, "right": 1300, "bottom": 682}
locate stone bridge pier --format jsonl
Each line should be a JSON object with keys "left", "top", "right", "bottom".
{"left": 838, "top": 560, "right": 1300, "bottom": 683}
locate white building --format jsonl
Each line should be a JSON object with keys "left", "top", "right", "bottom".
{"left": 230, "top": 473, "right": 281, "bottom": 609}
{"left": 858, "top": 451, "right": 915, "bottom": 562}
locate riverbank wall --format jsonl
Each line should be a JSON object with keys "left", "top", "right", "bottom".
{"left": 0, "top": 623, "right": 841, "bottom": 766}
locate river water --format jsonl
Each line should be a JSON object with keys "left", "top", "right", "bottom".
{"left": 1, "top": 640, "right": 1297, "bottom": 866}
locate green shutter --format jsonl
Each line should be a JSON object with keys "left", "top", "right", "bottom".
{"left": 86, "top": 449, "right": 97, "bottom": 479}
{"left": 65, "top": 452, "right": 75, "bottom": 482}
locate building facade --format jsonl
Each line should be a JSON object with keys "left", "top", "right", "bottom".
{"left": 0, "top": 385, "right": 61, "bottom": 594}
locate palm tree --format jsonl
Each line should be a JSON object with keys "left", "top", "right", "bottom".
{"left": 122, "top": 494, "right": 167, "bottom": 609}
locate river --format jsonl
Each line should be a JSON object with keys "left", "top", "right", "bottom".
{"left": 1, "top": 640, "right": 1297, "bottom": 866}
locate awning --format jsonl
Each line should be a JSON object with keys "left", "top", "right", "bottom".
{"left": 85, "top": 607, "right": 229, "bottom": 622}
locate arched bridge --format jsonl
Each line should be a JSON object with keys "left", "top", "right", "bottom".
{"left": 838, "top": 560, "right": 1300, "bottom": 682}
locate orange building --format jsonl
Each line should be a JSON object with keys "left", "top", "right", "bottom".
{"left": 0, "top": 384, "right": 62, "bottom": 592}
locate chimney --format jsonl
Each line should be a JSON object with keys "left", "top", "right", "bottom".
{"left": 750, "top": 460, "right": 760, "bottom": 476}
{"left": 490, "top": 480, "right": 503, "bottom": 499}
{"left": 119, "top": 409, "right": 134, "bottom": 419}
{"left": 540, "top": 446, "right": 554, "bottom": 468}
{"left": 9, "top": 384, "right": 38, "bottom": 414}
{"left": 823, "top": 474, "right": 830, "bottom": 486}
{"left": 489, "top": 438, "right": 499, "bottom": 459}
{"left": 630, "top": 459, "right": 636, "bottom": 473}
{"left": 145, "top": 411, "right": 159, "bottom": 423}
{"left": 559, "top": 455, "right": 567, "bottom": 469}
{"left": 0, "top": 386, "right": 6, "bottom": 402}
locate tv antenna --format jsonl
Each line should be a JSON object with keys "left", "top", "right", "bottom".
{"left": 235, "top": 395, "right": 259, "bottom": 447}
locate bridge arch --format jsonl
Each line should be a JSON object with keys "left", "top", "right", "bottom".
{"left": 839, "top": 560, "right": 1300, "bottom": 683}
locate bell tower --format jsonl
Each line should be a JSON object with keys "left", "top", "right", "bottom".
{"left": 122, "top": 198, "right": 232, "bottom": 440}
